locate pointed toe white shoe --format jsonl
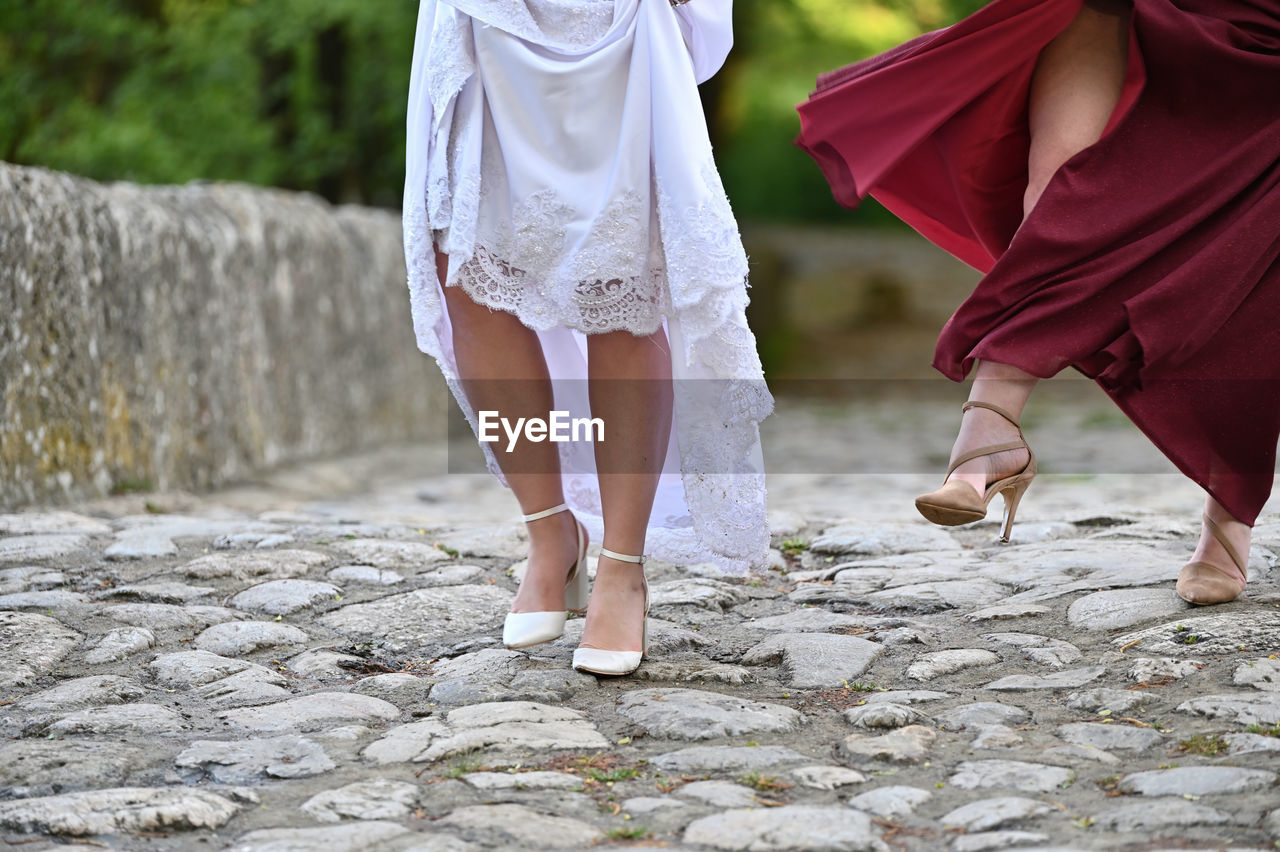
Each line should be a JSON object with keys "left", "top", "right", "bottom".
{"left": 502, "top": 504, "right": 589, "bottom": 650}
{"left": 572, "top": 548, "right": 648, "bottom": 677}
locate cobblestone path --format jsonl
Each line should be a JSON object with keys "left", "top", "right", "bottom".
{"left": 1, "top": 396, "right": 1278, "bottom": 851}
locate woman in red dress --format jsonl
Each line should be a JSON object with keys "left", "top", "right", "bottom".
{"left": 797, "top": 0, "right": 1280, "bottom": 604}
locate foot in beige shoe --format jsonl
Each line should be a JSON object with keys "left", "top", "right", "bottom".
{"left": 915, "top": 401, "right": 1037, "bottom": 541}
{"left": 945, "top": 403, "right": 1032, "bottom": 499}
{"left": 1177, "top": 499, "right": 1249, "bottom": 606}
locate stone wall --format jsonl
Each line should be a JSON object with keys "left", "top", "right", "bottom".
{"left": 0, "top": 163, "right": 446, "bottom": 507}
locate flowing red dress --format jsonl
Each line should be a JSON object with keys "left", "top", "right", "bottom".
{"left": 796, "top": 0, "right": 1280, "bottom": 526}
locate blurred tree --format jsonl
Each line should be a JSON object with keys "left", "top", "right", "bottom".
{"left": 0, "top": 0, "right": 984, "bottom": 216}
{"left": 0, "top": 0, "right": 416, "bottom": 206}
{"left": 715, "top": 0, "right": 985, "bottom": 223}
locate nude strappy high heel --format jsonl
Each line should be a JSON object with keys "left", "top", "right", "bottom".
{"left": 502, "top": 504, "right": 590, "bottom": 650}
{"left": 1176, "top": 513, "right": 1248, "bottom": 605}
{"left": 572, "top": 548, "right": 648, "bottom": 677}
{"left": 915, "top": 400, "right": 1037, "bottom": 543}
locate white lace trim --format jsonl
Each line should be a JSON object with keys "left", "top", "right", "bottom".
{"left": 662, "top": 166, "right": 773, "bottom": 571}
{"left": 452, "top": 245, "right": 667, "bottom": 336}
{"left": 445, "top": 185, "right": 668, "bottom": 336}
{"left": 447, "top": 0, "right": 615, "bottom": 49}
{"left": 425, "top": 13, "right": 474, "bottom": 128}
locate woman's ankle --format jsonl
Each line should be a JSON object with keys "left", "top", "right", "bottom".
{"left": 1204, "top": 496, "right": 1246, "bottom": 528}
{"left": 524, "top": 510, "right": 580, "bottom": 567}
{"left": 1198, "top": 498, "right": 1250, "bottom": 585}
{"left": 593, "top": 556, "right": 647, "bottom": 589}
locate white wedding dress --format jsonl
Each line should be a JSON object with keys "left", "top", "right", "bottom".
{"left": 403, "top": 0, "right": 772, "bottom": 573}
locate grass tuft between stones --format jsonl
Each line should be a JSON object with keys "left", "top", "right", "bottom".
{"left": 736, "top": 771, "right": 793, "bottom": 792}
{"left": 1176, "top": 733, "right": 1229, "bottom": 756}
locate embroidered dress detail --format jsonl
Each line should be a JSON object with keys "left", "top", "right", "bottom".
{"left": 404, "top": 0, "right": 772, "bottom": 573}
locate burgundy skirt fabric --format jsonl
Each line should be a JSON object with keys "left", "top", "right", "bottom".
{"left": 796, "top": 0, "right": 1280, "bottom": 525}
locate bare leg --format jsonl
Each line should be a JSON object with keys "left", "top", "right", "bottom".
{"left": 1024, "top": 0, "right": 1131, "bottom": 217}
{"left": 579, "top": 328, "right": 674, "bottom": 652}
{"left": 947, "top": 2, "right": 1130, "bottom": 494}
{"left": 946, "top": 361, "right": 1037, "bottom": 495}
{"left": 438, "top": 252, "right": 580, "bottom": 614}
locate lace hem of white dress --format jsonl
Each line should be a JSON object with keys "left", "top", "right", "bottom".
{"left": 451, "top": 245, "right": 668, "bottom": 337}
{"left": 449, "top": 0, "right": 616, "bottom": 50}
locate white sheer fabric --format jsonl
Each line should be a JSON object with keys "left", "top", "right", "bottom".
{"left": 403, "top": 0, "right": 773, "bottom": 573}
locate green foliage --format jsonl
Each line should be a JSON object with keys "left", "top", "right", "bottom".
{"left": 715, "top": 0, "right": 986, "bottom": 222}
{"left": 2, "top": 0, "right": 987, "bottom": 218}
{"left": 1, "top": 0, "right": 414, "bottom": 205}
{"left": 583, "top": 766, "right": 641, "bottom": 784}
{"left": 736, "top": 771, "right": 793, "bottom": 791}
{"left": 779, "top": 537, "right": 809, "bottom": 556}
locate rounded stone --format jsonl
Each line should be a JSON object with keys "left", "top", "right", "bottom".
{"left": 1056, "top": 722, "right": 1165, "bottom": 752}
{"left": 300, "top": 779, "right": 421, "bottom": 823}
{"left": 840, "top": 726, "right": 936, "bottom": 764}
{"left": 351, "top": 673, "right": 432, "bottom": 706}
{"left": 218, "top": 692, "right": 401, "bottom": 733}
{"left": 937, "top": 703, "right": 1030, "bottom": 732}
{"left": 327, "top": 565, "right": 404, "bottom": 586}
{"left": 1118, "top": 766, "right": 1277, "bottom": 797}
{"left": 948, "top": 760, "right": 1074, "bottom": 793}
{"left": 317, "top": 585, "right": 513, "bottom": 652}
{"left": 939, "top": 797, "right": 1055, "bottom": 832}
{"left": 0, "top": 787, "right": 238, "bottom": 836}
{"left": 0, "top": 611, "right": 81, "bottom": 689}
{"left": 617, "top": 688, "right": 803, "bottom": 741}
{"left": 194, "top": 621, "right": 309, "bottom": 656}
{"left": 683, "top": 805, "right": 884, "bottom": 851}
{"left": 843, "top": 703, "right": 930, "bottom": 729}
{"left": 230, "top": 580, "right": 342, "bottom": 615}
{"left": 846, "top": 786, "right": 932, "bottom": 819}
{"left": 439, "top": 803, "right": 602, "bottom": 848}
{"left": 1066, "top": 588, "right": 1189, "bottom": 631}
{"left": 906, "top": 649, "right": 1000, "bottom": 680}
{"left": 45, "top": 704, "right": 188, "bottom": 736}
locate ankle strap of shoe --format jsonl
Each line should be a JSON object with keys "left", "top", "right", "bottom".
{"left": 600, "top": 547, "right": 647, "bottom": 564}
{"left": 1202, "top": 513, "right": 1248, "bottom": 578}
{"left": 962, "top": 400, "right": 1021, "bottom": 429}
{"left": 522, "top": 503, "right": 569, "bottom": 523}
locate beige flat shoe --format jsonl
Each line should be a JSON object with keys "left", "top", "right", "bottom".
{"left": 1176, "top": 513, "right": 1247, "bottom": 605}
{"left": 915, "top": 400, "right": 1037, "bottom": 543}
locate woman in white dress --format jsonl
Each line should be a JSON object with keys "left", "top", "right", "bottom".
{"left": 403, "top": 0, "right": 770, "bottom": 675}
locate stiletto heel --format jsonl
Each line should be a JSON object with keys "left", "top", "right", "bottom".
{"left": 915, "top": 401, "right": 1037, "bottom": 542}
{"left": 1176, "top": 513, "right": 1247, "bottom": 605}
{"left": 999, "top": 479, "right": 1031, "bottom": 543}
{"left": 572, "top": 548, "right": 648, "bottom": 677}
{"left": 502, "top": 503, "right": 589, "bottom": 650}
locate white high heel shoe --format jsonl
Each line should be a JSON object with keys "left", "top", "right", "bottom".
{"left": 572, "top": 549, "right": 648, "bottom": 676}
{"left": 502, "top": 504, "right": 589, "bottom": 650}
